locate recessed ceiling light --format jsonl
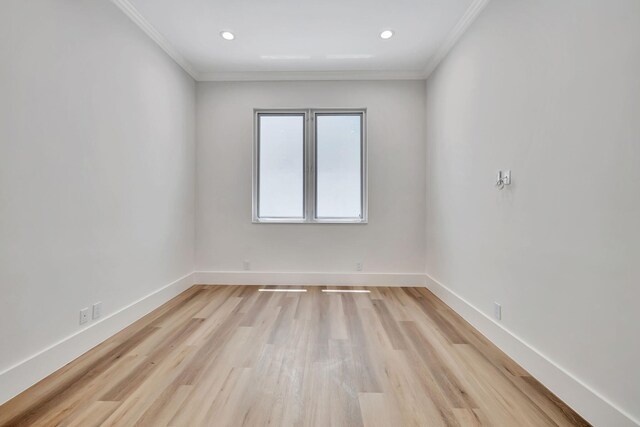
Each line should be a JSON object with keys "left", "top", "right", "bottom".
{"left": 220, "top": 31, "right": 235, "bottom": 41}
{"left": 379, "top": 30, "right": 394, "bottom": 40}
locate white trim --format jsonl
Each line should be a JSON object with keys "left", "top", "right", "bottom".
{"left": 198, "top": 70, "right": 427, "bottom": 82}
{"left": 110, "top": 0, "right": 200, "bottom": 80}
{"left": 193, "top": 271, "right": 426, "bottom": 287}
{"left": 109, "top": 0, "right": 489, "bottom": 82}
{"left": 252, "top": 109, "right": 368, "bottom": 224}
{"left": 2, "top": 269, "right": 636, "bottom": 426}
{"left": 423, "top": 0, "right": 491, "bottom": 78}
{"left": 425, "top": 274, "right": 640, "bottom": 427}
{"left": 0, "top": 273, "right": 195, "bottom": 405}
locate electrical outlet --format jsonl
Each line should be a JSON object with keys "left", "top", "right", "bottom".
{"left": 356, "top": 262, "right": 363, "bottom": 271}
{"left": 92, "top": 302, "right": 102, "bottom": 320}
{"left": 243, "top": 260, "right": 251, "bottom": 271}
{"left": 494, "top": 302, "right": 502, "bottom": 321}
{"left": 79, "top": 308, "right": 89, "bottom": 325}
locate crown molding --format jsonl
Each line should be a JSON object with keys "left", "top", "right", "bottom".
{"left": 111, "top": 0, "right": 489, "bottom": 82}
{"left": 197, "top": 69, "right": 427, "bottom": 82}
{"left": 423, "top": 0, "right": 491, "bottom": 78}
{"left": 110, "top": 0, "right": 200, "bottom": 80}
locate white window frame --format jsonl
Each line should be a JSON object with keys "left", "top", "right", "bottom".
{"left": 253, "top": 108, "right": 368, "bottom": 224}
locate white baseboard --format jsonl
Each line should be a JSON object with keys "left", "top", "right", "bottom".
{"left": 0, "top": 272, "right": 195, "bottom": 406}
{"left": 425, "top": 274, "right": 639, "bottom": 427}
{"left": 2, "top": 270, "right": 635, "bottom": 427}
{"left": 193, "top": 271, "right": 427, "bottom": 287}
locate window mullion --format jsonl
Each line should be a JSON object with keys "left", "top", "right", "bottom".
{"left": 305, "top": 110, "right": 314, "bottom": 222}
{"left": 312, "top": 109, "right": 318, "bottom": 222}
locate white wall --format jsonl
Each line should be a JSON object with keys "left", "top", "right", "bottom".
{"left": 425, "top": 0, "right": 640, "bottom": 424}
{"left": 196, "top": 81, "right": 426, "bottom": 276}
{"left": 0, "top": 0, "right": 195, "bottom": 401}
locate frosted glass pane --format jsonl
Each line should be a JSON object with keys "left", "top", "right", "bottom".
{"left": 316, "top": 115, "right": 362, "bottom": 218}
{"left": 259, "top": 115, "right": 304, "bottom": 218}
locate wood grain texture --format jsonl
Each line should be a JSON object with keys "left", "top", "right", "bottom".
{"left": 0, "top": 285, "right": 591, "bottom": 427}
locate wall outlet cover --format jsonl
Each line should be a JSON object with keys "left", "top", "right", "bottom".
{"left": 494, "top": 302, "right": 502, "bottom": 321}
{"left": 79, "top": 308, "right": 89, "bottom": 325}
{"left": 92, "top": 302, "right": 102, "bottom": 320}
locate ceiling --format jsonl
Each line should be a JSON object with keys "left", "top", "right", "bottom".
{"left": 113, "top": 0, "right": 488, "bottom": 81}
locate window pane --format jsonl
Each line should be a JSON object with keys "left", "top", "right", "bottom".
{"left": 316, "top": 114, "right": 362, "bottom": 218}
{"left": 258, "top": 115, "right": 304, "bottom": 218}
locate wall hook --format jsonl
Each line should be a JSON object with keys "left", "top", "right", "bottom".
{"left": 496, "top": 170, "right": 511, "bottom": 190}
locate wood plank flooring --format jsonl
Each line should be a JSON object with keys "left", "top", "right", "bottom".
{"left": 0, "top": 285, "right": 590, "bottom": 426}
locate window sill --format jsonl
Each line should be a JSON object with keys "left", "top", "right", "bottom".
{"left": 252, "top": 218, "right": 368, "bottom": 224}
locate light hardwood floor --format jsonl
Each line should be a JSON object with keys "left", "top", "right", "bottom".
{"left": 0, "top": 285, "right": 590, "bottom": 426}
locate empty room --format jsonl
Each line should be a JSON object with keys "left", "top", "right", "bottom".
{"left": 1, "top": 0, "right": 638, "bottom": 426}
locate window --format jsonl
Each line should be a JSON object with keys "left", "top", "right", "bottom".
{"left": 253, "top": 109, "right": 367, "bottom": 223}
{"left": 257, "top": 113, "right": 305, "bottom": 219}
